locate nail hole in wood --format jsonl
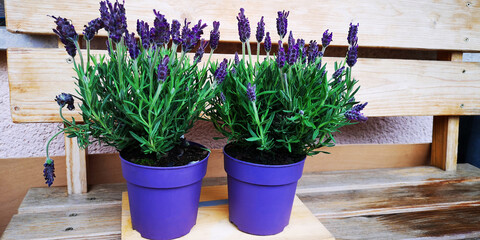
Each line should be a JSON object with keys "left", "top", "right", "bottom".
{"left": 64, "top": 227, "right": 74, "bottom": 231}
{"left": 465, "top": 37, "right": 469, "bottom": 42}
{"left": 460, "top": 104, "right": 465, "bottom": 108}
{"left": 68, "top": 213, "right": 78, "bottom": 217}
{"left": 466, "top": 2, "right": 472, "bottom": 7}
{"left": 13, "top": 106, "right": 20, "bottom": 111}
{"left": 462, "top": 69, "right": 466, "bottom": 73}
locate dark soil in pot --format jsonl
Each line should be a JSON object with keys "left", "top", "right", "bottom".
{"left": 224, "top": 142, "right": 305, "bottom": 165}
{"left": 120, "top": 141, "right": 208, "bottom": 167}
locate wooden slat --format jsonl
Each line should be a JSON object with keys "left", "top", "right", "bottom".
{"left": 64, "top": 134, "right": 88, "bottom": 194}
{"left": 8, "top": 48, "right": 480, "bottom": 123}
{"left": 321, "top": 206, "right": 480, "bottom": 239}
{"left": 299, "top": 180, "right": 480, "bottom": 219}
{"left": 5, "top": 0, "right": 480, "bottom": 51}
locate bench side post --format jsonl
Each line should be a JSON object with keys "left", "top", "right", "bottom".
{"left": 65, "top": 131, "right": 88, "bottom": 194}
{"left": 431, "top": 52, "right": 462, "bottom": 171}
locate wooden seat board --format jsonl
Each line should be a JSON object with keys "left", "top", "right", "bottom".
{"left": 321, "top": 206, "right": 480, "bottom": 240}
{"left": 300, "top": 180, "right": 480, "bottom": 219}
{"left": 8, "top": 48, "right": 480, "bottom": 123}
{"left": 5, "top": 0, "right": 480, "bottom": 51}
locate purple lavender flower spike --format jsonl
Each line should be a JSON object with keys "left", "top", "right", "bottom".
{"left": 287, "top": 42, "right": 299, "bottom": 65}
{"left": 99, "top": 0, "right": 127, "bottom": 43}
{"left": 152, "top": 10, "right": 170, "bottom": 46}
{"left": 194, "top": 39, "right": 209, "bottom": 63}
{"left": 346, "top": 42, "right": 358, "bottom": 67}
{"left": 210, "top": 21, "right": 220, "bottom": 50}
{"left": 256, "top": 16, "right": 265, "bottom": 43}
{"left": 322, "top": 29, "right": 333, "bottom": 48}
{"left": 106, "top": 40, "right": 111, "bottom": 54}
{"left": 234, "top": 52, "right": 240, "bottom": 65}
{"left": 299, "top": 110, "right": 304, "bottom": 116}
{"left": 220, "top": 92, "right": 226, "bottom": 103}
{"left": 52, "top": 16, "right": 78, "bottom": 57}
{"left": 347, "top": 22, "right": 359, "bottom": 45}
{"left": 181, "top": 19, "right": 207, "bottom": 53}
{"left": 297, "top": 39, "right": 305, "bottom": 50}
{"left": 264, "top": 32, "right": 271, "bottom": 53}
{"left": 43, "top": 159, "right": 56, "bottom": 187}
{"left": 277, "top": 40, "right": 286, "bottom": 68}
{"left": 247, "top": 83, "right": 256, "bottom": 102}
{"left": 231, "top": 67, "right": 236, "bottom": 76}
{"left": 125, "top": 32, "right": 140, "bottom": 59}
{"left": 157, "top": 55, "right": 169, "bottom": 82}
{"left": 288, "top": 31, "right": 295, "bottom": 47}
{"left": 332, "top": 66, "right": 345, "bottom": 79}
{"left": 215, "top": 59, "right": 228, "bottom": 84}
{"left": 83, "top": 18, "right": 103, "bottom": 41}
{"left": 307, "top": 40, "right": 319, "bottom": 64}
{"left": 137, "top": 20, "right": 151, "bottom": 49}
{"left": 171, "top": 19, "right": 182, "bottom": 45}
{"left": 276, "top": 10, "right": 289, "bottom": 39}
{"left": 345, "top": 102, "right": 368, "bottom": 122}
{"left": 55, "top": 93, "right": 75, "bottom": 111}
{"left": 237, "top": 8, "right": 251, "bottom": 43}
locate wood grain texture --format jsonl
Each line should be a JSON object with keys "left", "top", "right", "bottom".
{"left": 431, "top": 116, "right": 460, "bottom": 171}
{"left": 321, "top": 206, "right": 480, "bottom": 240}
{"left": 8, "top": 48, "right": 480, "bottom": 123}
{"left": 64, "top": 134, "right": 88, "bottom": 194}
{"left": 5, "top": 0, "right": 480, "bottom": 51}
{"left": 300, "top": 180, "right": 480, "bottom": 219}
{"left": 121, "top": 186, "right": 335, "bottom": 240}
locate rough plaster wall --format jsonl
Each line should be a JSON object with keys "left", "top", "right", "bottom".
{"left": 0, "top": 51, "right": 432, "bottom": 158}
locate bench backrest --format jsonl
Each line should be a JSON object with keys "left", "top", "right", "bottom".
{"left": 5, "top": 0, "right": 480, "bottom": 193}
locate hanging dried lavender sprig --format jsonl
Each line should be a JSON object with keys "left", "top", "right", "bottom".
{"left": 215, "top": 59, "right": 228, "bottom": 84}
{"left": 256, "top": 16, "right": 265, "bottom": 43}
{"left": 99, "top": 0, "right": 127, "bottom": 43}
{"left": 264, "top": 32, "right": 272, "bottom": 53}
{"left": 152, "top": 10, "right": 170, "bottom": 46}
{"left": 83, "top": 18, "right": 104, "bottom": 41}
{"left": 171, "top": 20, "right": 182, "bottom": 45}
{"left": 247, "top": 83, "right": 256, "bottom": 102}
{"left": 137, "top": 20, "right": 151, "bottom": 49}
{"left": 125, "top": 32, "right": 140, "bottom": 59}
{"left": 210, "top": 21, "right": 220, "bottom": 51}
{"left": 52, "top": 16, "right": 78, "bottom": 57}
{"left": 276, "top": 10, "right": 289, "bottom": 40}
{"left": 43, "top": 159, "right": 55, "bottom": 187}
{"left": 157, "top": 56, "right": 169, "bottom": 82}
{"left": 322, "top": 29, "right": 333, "bottom": 49}
{"left": 237, "top": 8, "right": 251, "bottom": 43}
{"left": 55, "top": 93, "right": 75, "bottom": 111}
{"left": 194, "top": 39, "right": 209, "bottom": 62}
{"left": 345, "top": 102, "right": 368, "bottom": 122}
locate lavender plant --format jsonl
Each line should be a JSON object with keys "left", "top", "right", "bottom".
{"left": 206, "top": 9, "right": 367, "bottom": 164}
{"left": 44, "top": 0, "right": 217, "bottom": 186}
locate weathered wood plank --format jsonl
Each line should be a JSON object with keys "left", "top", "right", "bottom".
{"left": 2, "top": 206, "right": 121, "bottom": 240}
{"left": 5, "top": 0, "right": 480, "bottom": 51}
{"left": 121, "top": 186, "right": 334, "bottom": 240}
{"left": 297, "top": 163, "right": 480, "bottom": 194}
{"left": 64, "top": 133, "right": 88, "bottom": 194}
{"left": 8, "top": 48, "right": 480, "bottom": 123}
{"left": 321, "top": 206, "right": 480, "bottom": 240}
{"left": 299, "top": 181, "right": 480, "bottom": 219}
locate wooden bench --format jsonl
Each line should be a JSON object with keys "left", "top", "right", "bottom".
{"left": 3, "top": 0, "right": 480, "bottom": 239}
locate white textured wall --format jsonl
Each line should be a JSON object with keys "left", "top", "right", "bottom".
{"left": 0, "top": 51, "right": 432, "bottom": 159}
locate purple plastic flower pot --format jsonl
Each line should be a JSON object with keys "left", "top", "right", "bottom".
{"left": 224, "top": 147, "right": 306, "bottom": 235}
{"left": 120, "top": 142, "right": 209, "bottom": 240}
